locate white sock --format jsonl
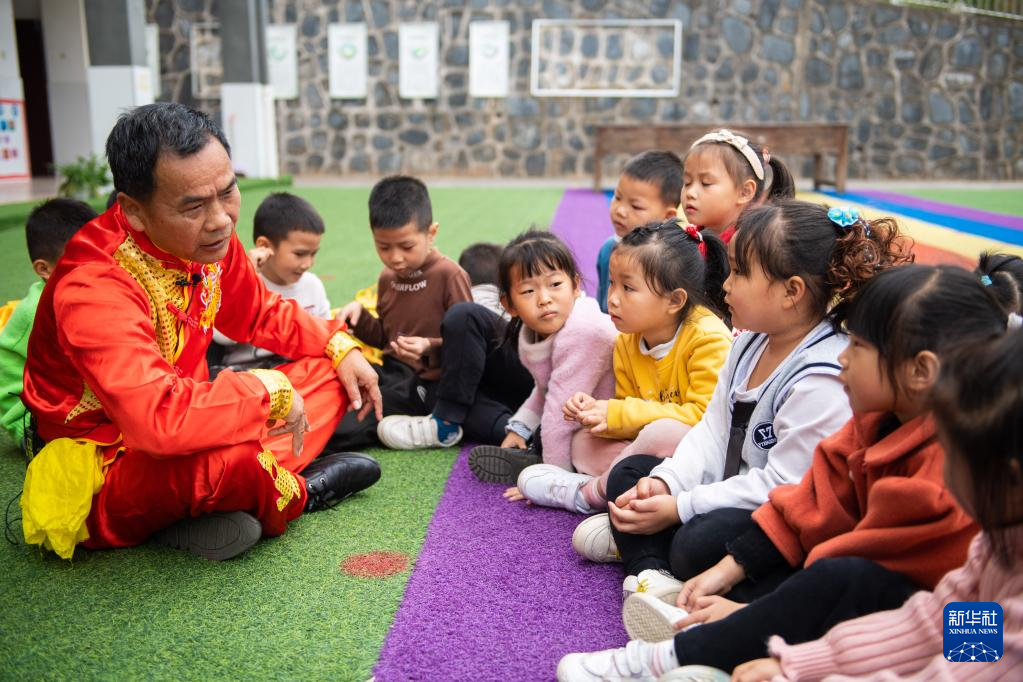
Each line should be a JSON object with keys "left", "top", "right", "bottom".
{"left": 648, "top": 639, "right": 680, "bottom": 677}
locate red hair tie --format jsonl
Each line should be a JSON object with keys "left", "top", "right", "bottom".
{"left": 683, "top": 224, "right": 707, "bottom": 259}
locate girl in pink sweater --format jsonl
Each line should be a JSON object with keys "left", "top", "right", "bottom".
{"left": 732, "top": 324, "right": 1023, "bottom": 682}
{"left": 468, "top": 231, "right": 618, "bottom": 511}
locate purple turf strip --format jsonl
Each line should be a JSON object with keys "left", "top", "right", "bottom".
{"left": 373, "top": 446, "right": 627, "bottom": 681}
{"left": 549, "top": 188, "right": 615, "bottom": 296}
{"left": 853, "top": 189, "right": 1023, "bottom": 231}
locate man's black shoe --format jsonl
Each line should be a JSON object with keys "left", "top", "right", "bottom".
{"left": 304, "top": 452, "right": 381, "bottom": 512}
{"left": 151, "top": 511, "right": 262, "bottom": 560}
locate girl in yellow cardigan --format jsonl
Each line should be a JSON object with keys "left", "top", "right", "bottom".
{"left": 515, "top": 221, "right": 732, "bottom": 512}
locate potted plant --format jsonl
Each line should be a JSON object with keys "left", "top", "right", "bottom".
{"left": 56, "top": 154, "right": 111, "bottom": 201}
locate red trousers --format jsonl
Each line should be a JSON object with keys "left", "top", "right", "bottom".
{"left": 83, "top": 358, "right": 348, "bottom": 548}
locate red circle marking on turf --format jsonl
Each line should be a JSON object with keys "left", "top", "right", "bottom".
{"left": 340, "top": 551, "right": 409, "bottom": 578}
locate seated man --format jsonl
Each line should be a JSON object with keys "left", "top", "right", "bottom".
{"left": 21, "top": 103, "right": 383, "bottom": 561}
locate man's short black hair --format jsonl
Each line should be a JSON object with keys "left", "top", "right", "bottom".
{"left": 622, "top": 150, "right": 684, "bottom": 207}
{"left": 458, "top": 242, "right": 502, "bottom": 286}
{"left": 253, "top": 192, "right": 325, "bottom": 245}
{"left": 106, "top": 102, "right": 231, "bottom": 201}
{"left": 368, "top": 175, "right": 433, "bottom": 231}
{"left": 26, "top": 198, "right": 97, "bottom": 263}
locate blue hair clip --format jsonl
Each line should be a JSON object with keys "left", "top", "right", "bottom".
{"left": 981, "top": 275, "right": 993, "bottom": 286}
{"left": 827, "top": 206, "right": 858, "bottom": 228}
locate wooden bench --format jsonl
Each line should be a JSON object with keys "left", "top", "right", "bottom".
{"left": 593, "top": 123, "right": 849, "bottom": 193}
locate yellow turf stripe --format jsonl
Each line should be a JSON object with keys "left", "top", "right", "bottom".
{"left": 798, "top": 191, "right": 1023, "bottom": 260}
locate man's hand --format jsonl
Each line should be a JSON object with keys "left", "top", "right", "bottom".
{"left": 247, "top": 245, "right": 274, "bottom": 269}
{"left": 335, "top": 348, "right": 383, "bottom": 421}
{"left": 731, "top": 658, "right": 782, "bottom": 682}
{"left": 267, "top": 390, "right": 309, "bottom": 456}
{"left": 336, "top": 301, "right": 363, "bottom": 328}
{"left": 563, "top": 392, "right": 596, "bottom": 421}
{"left": 676, "top": 595, "right": 746, "bottom": 627}
{"left": 678, "top": 555, "right": 746, "bottom": 610}
{"left": 391, "top": 335, "right": 430, "bottom": 364}
{"left": 577, "top": 400, "right": 610, "bottom": 433}
{"left": 607, "top": 494, "right": 679, "bottom": 534}
{"left": 501, "top": 431, "right": 528, "bottom": 450}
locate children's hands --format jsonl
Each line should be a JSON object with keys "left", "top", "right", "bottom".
{"left": 503, "top": 486, "right": 527, "bottom": 502}
{"left": 731, "top": 657, "right": 782, "bottom": 682}
{"left": 391, "top": 336, "right": 430, "bottom": 364}
{"left": 337, "top": 302, "right": 363, "bottom": 327}
{"left": 335, "top": 348, "right": 384, "bottom": 421}
{"left": 636, "top": 476, "right": 670, "bottom": 499}
{"left": 577, "top": 400, "right": 610, "bottom": 433}
{"left": 676, "top": 595, "right": 746, "bottom": 627}
{"left": 607, "top": 494, "right": 679, "bottom": 534}
{"left": 500, "top": 432, "right": 528, "bottom": 450}
{"left": 678, "top": 555, "right": 746, "bottom": 610}
{"left": 563, "top": 392, "right": 596, "bottom": 421}
{"left": 247, "top": 245, "right": 274, "bottom": 269}
{"left": 267, "top": 391, "right": 310, "bottom": 456}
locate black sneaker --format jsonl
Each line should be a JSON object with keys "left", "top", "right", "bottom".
{"left": 468, "top": 445, "right": 541, "bottom": 484}
{"left": 151, "top": 511, "right": 262, "bottom": 560}
{"left": 304, "top": 452, "right": 381, "bottom": 512}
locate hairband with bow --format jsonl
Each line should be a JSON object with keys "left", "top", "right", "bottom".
{"left": 682, "top": 223, "right": 707, "bottom": 258}
{"left": 690, "top": 129, "right": 765, "bottom": 181}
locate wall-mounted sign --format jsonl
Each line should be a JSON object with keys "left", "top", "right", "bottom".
{"left": 266, "top": 24, "right": 298, "bottom": 100}
{"left": 399, "top": 23, "right": 439, "bottom": 99}
{"left": 469, "top": 21, "right": 509, "bottom": 98}
{"left": 328, "top": 23, "right": 368, "bottom": 99}
{"left": 0, "top": 99, "right": 29, "bottom": 180}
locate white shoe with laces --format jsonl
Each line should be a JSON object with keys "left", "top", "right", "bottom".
{"left": 376, "top": 415, "right": 462, "bottom": 450}
{"left": 622, "top": 569, "right": 684, "bottom": 602}
{"left": 517, "top": 464, "right": 594, "bottom": 512}
{"left": 623, "top": 592, "right": 696, "bottom": 643}
{"left": 572, "top": 513, "right": 620, "bottom": 562}
{"left": 557, "top": 640, "right": 670, "bottom": 682}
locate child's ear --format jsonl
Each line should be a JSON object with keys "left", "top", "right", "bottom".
{"left": 499, "top": 294, "right": 516, "bottom": 317}
{"left": 737, "top": 178, "right": 758, "bottom": 206}
{"left": 782, "top": 275, "right": 806, "bottom": 309}
{"left": 254, "top": 236, "right": 274, "bottom": 250}
{"left": 32, "top": 259, "right": 55, "bottom": 281}
{"left": 426, "top": 222, "right": 439, "bottom": 243}
{"left": 663, "top": 205, "right": 678, "bottom": 220}
{"left": 667, "top": 287, "right": 688, "bottom": 314}
{"left": 905, "top": 350, "right": 940, "bottom": 393}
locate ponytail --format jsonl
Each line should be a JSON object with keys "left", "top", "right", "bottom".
{"left": 764, "top": 155, "right": 795, "bottom": 202}
{"left": 974, "top": 251, "right": 1023, "bottom": 315}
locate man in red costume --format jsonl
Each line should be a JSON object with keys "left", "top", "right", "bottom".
{"left": 21, "top": 103, "right": 383, "bottom": 560}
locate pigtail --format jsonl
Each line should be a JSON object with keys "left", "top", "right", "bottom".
{"left": 826, "top": 213, "right": 913, "bottom": 324}
{"left": 975, "top": 251, "right": 1023, "bottom": 315}
{"left": 765, "top": 156, "right": 795, "bottom": 202}
{"left": 700, "top": 231, "right": 729, "bottom": 320}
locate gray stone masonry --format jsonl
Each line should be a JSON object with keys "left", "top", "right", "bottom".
{"left": 146, "top": 0, "right": 1023, "bottom": 180}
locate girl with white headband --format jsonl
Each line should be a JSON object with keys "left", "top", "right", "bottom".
{"left": 682, "top": 129, "right": 795, "bottom": 243}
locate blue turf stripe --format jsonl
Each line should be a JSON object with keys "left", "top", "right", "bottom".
{"left": 817, "top": 189, "right": 1023, "bottom": 247}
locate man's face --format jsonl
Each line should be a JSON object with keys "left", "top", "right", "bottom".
{"left": 122, "top": 139, "right": 240, "bottom": 264}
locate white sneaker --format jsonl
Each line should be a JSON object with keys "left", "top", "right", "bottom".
{"left": 557, "top": 640, "right": 667, "bottom": 682}
{"left": 376, "top": 415, "right": 462, "bottom": 450}
{"left": 517, "top": 464, "right": 593, "bottom": 512}
{"left": 622, "top": 569, "right": 684, "bottom": 603}
{"left": 572, "top": 513, "right": 620, "bottom": 562}
{"left": 622, "top": 592, "right": 693, "bottom": 642}
{"left": 657, "top": 666, "right": 730, "bottom": 682}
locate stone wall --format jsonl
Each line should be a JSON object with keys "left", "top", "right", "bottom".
{"left": 146, "top": 0, "right": 1023, "bottom": 180}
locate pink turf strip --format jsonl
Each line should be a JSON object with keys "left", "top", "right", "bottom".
{"left": 372, "top": 446, "right": 627, "bottom": 681}
{"left": 549, "top": 188, "right": 615, "bottom": 297}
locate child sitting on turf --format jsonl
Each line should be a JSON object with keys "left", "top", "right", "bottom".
{"left": 0, "top": 198, "right": 96, "bottom": 451}
{"left": 555, "top": 263, "right": 1008, "bottom": 682}
{"left": 211, "top": 192, "right": 331, "bottom": 373}
{"left": 376, "top": 242, "right": 534, "bottom": 451}
{"left": 332, "top": 175, "right": 472, "bottom": 449}
{"left": 734, "top": 321, "right": 1023, "bottom": 682}
{"left": 513, "top": 221, "right": 732, "bottom": 513}
{"left": 682, "top": 128, "right": 794, "bottom": 243}
{"left": 597, "top": 151, "right": 682, "bottom": 313}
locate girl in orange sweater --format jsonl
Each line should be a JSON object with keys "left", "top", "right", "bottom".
{"left": 556, "top": 264, "right": 1012, "bottom": 681}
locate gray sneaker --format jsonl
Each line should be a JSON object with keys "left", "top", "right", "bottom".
{"left": 468, "top": 445, "right": 540, "bottom": 483}
{"left": 151, "top": 511, "right": 262, "bottom": 561}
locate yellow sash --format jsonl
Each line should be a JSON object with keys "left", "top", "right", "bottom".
{"left": 20, "top": 439, "right": 106, "bottom": 560}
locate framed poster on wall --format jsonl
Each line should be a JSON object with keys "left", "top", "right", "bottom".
{"left": 469, "top": 21, "right": 509, "bottom": 98}
{"left": 399, "top": 23, "right": 439, "bottom": 99}
{"left": 328, "top": 23, "right": 368, "bottom": 99}
{"left": 266, "top": 24, "right": 298, "bottom": 100}
{"left": 0, "top": 99, "right": 29, "bottom": 180}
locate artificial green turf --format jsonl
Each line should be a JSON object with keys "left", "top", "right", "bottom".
{"left": 0, "top": 444, "right": 458, "bottom": 681}
{"left": 0, "top": 185, "right": 564, "bottom": 305}
{"left": 893, "top": 188, "right": 1023, "bottom": 217}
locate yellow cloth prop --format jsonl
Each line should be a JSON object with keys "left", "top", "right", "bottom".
{"left": 0, "top": 299, "right": 19, "bottom": 332}
{"left": 21, "top": 438, "right": 107, "bottom": 559}
{"left": 331, "top": 284, "right": 384, "bottom": 366}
